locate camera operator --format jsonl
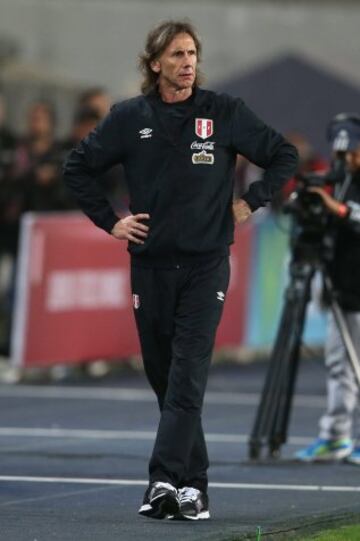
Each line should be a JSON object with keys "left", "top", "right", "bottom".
{"left": 296, "top": 114, "right": 360, "bottom": 464}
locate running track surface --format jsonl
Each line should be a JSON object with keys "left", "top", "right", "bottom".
{"left": 0, "top": 359, "right": 359, "bottom": 540}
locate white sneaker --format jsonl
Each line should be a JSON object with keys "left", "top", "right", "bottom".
{"left": 175, "top": 487, "right": 210, "bottom": 520}
{"left": 138, "top": 482, "right": 179, "bottom": 519}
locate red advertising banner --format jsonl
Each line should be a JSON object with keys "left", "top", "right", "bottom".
{"left": 221, "top": 222, "right": 252, "bottom": 346}
{"left": 11, "top": 213, "right": 252, "bottom": 368}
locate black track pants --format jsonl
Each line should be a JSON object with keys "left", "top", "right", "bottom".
{"left": 131, "top": 256, "right": 230, "bottom": 492}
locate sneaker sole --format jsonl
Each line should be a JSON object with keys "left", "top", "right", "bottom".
{"left": 145, "top": 492, "right": 179, "bottom": 520}
{"left": 296, "top": 448, "right": 352, "bottom": 462}
{"left": 168, "top": 510, "right": 210, "bottom": 521}
{"left": 346, "top": 456, "right": 360, "bottom": 465}
{"left": 138, "top": 503, "right": 153, "bottom": 516}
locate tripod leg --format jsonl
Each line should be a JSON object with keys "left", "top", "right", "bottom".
{"left": 249, "top": 263, "right": 313, "bottom": 459}
{"left": 269, "top": 276, "right": 310, "bottom": 456}
{"left": 248, "top": 298, "right": 294, "bottom": 459}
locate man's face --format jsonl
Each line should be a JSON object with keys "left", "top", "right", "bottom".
{"left": 151, "top": 33, "right": 197, "bottom": 91}
{"left": 346, "top": 144, "right": 360, "bottom": 172}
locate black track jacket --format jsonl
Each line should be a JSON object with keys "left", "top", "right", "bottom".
{"left": 63, "top": 88, "right": 298, "bottom": 264}
{"left": 329, "top": 172, "right": 360, "bottom": 310}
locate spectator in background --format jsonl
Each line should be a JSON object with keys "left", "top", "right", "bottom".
{"left": 0, "top": 94, "right": 17, "bottom": 355}
{"left": 75, "top": 92, "right": 128, "bottom": 212}
{"left": 0, "top": 94, "right": 16, "bottom": 184}
{"left": 78, "top": 87, "right": 112, "bottom": 119}
{"left": 61, "top": 105, "right": 102, "bottom": 155}
{"left": 0, "top": 100, "right": 76, "bottom": 355}
{"left": 61, "top": 104, "right": 127, "bottom": 213}
{"left": 2, "top": 100, "right": 63, "bottom": 256}
{"left": 0, "top": 93, "right": 18, "bottom": 254}
{"left": 13, "top": 101, "right": 59, "bottom": 178}
{"left": 58, "top": 106, "right": 105, "bottom": 209}
{"left": 20, "top": 158, "right": 76, "bottom": 213}
{"left": 13, "top": 99, "right": 78, "bottom": 215}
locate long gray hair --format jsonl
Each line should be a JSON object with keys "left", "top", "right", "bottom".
{"left": 138, "top": 19, "right": 203, "bottom": 95}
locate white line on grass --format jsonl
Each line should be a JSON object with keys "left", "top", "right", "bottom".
{"left": 0, "top": 385, "right": 325, "bottom": 408}
{"left": 0, "top": 476, "right": 359, "bottom": 493}
{"left": 0, "top": 427, "right": 313, "bottom": 445}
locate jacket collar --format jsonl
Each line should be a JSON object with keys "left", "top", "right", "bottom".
{"left": 145, "top": 86, "right": 206, "bottom": 108}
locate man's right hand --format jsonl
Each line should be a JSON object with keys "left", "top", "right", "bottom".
{"left": 111, "top": 213, "right": 150, "bottom": 244}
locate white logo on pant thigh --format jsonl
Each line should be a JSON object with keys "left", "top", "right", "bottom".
{"left": 216, "top": 291, "right": 225, "bottom": 302}
{"left": 133, "top": 294, "right": 140, "bottom": 309}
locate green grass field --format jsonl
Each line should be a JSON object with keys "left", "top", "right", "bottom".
{"left": 242, "top": 524, "right": 360, "bottom": 540}
{"left": 298, "top": 524, "right": 360, "bottom": 540}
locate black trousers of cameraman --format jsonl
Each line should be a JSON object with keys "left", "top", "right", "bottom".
{"left": 131, "top": 255, "right": 230, "bottom": 493}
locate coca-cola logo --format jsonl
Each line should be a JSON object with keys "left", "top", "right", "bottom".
{"left": 191, "top": 141, "right": 215, "bottom": 151}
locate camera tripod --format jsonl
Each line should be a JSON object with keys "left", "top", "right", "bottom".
{"left": 248, "top": 251, "right": 360, "bottom": 460}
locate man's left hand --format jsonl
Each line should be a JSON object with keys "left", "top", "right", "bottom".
{"left": 232, "top": 199, "right": 252, "bottom": 224}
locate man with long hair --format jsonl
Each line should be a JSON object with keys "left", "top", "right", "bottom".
{"left": 64, "top": 19, "right": 298, "bottom": 520}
